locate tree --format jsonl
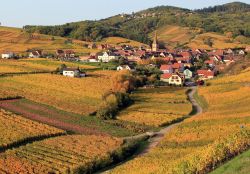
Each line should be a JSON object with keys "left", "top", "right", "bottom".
{"left": 203, "top": 37, "right": 214, "bottom": 47}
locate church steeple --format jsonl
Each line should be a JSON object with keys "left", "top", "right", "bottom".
{"left": 152, "top": 31, "right": 159, "bottom": 52}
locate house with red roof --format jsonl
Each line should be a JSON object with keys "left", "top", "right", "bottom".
{"left": 180, "top": 51, "right": 192, "bottom": 59}
{"left": 160, "top": 64, "right": 173, "bottom": 74}
{"left": 172, "top": 63, "right": 184, "bottom": 72}
{"left": 160, "top": 73, "right": 172, "bottom": 83}
{"left": 205, "top": 59, "right": 215, "bottom": 68}
{"left": 197, "top": 69, "right": 214, "bottom": 80}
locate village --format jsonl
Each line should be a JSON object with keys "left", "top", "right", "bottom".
{"left": 1, "top": 32, "right": 249, "bottom": 86}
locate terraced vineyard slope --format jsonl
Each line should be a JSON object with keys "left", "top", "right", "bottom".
{"left": 118, "top": 87, "right": 192, "bottom": 127}
{"left": 0, "top": 109, "right": 65, "bottom": 151}
{"left": 0, "top": 135, "right": 123, "bottom": 173}
{"left": 0, "top": 70, "right": 114, "bottom": 115}
{"left": 109, "top": 68, "right": 250, "bottom": 174}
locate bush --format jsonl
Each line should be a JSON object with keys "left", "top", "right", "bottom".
{"left": 97, "top": 92, "right": 133, "bottom": 120}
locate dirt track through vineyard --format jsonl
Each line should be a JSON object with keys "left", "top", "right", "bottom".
{"left": 102, "top": 87, "right": 202, "bottom": 173}
{"left": 0, "top": 99, "right": 106, "bottom": 135}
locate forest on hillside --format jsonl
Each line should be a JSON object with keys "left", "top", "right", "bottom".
{"left": 23, "top": 2, "right": 250, "bottom": 45}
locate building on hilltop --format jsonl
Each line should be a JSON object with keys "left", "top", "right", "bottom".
{"left": 152, "top": 31, "right": 159, "bottom": 52}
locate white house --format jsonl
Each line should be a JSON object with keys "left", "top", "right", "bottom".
{"left": 169, "top": 74, "right": 184, "bottom": 86}
{"left": 2, "top": 52, "right": 15, "bottom": 59}
{"left": 88, "top": 57, "right": 99, "bottom": 63}
{"left": 161, "top": 73, "right": 184, "bottom": 86}
{"left": 183, "top": 69, "right": 193, "bottom": 79}
{"left": 117, "top": 65, "right": 134, "bottom": 71}
{"left": 29, "top": 51, "right": 42, "bottom": 58}
{"left": 239, "top": 50, "right": 245, "bottom": 55}
{"left": 62, "top": 68, "right": 86, "bottom": 78}
{"left": 98, "top": 52, "right": 119, "bottom": 63}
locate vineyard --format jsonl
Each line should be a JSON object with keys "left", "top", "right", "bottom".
{"left": 0, "top": 98, "right": 151, "bottom": 137}
{"left": 109, "top": 68, "right": 250, "bottom": 173}
{"left": 118, "top": 87, "right": 192, "bottom": 126}
{"left": 0, "top": 135, "right": 123, "bottom": 173}
{"left": 0, "top": 26, "right": 98, "bottom": 54}
{"left": 0, "top": 109, "right": 65, "bottom": 150}
{"left": 0, "top": 58, "right": 96, "bottom": 74}
{"left": 0, "top": 71, "right": 115, "bottom": 115}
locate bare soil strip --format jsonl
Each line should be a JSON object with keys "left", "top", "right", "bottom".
{"left": 0, "top": 99, "right": 106, "bottom": 136}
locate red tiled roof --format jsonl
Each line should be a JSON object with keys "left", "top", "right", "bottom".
{"left": 205, "top": 59, "right": 214, "bottom": 65}
{"left": 180, "top": 52, "right": 191, "bottom": 58}
{"left": 160, "top": 64, "right": 172, "bottom": 71}
{"left": 161, "top": 73, "right": 172, "bottom": 79}
{"left": 197, "top": 70, "right": 214, "bottom": 77}
{"left": 172, "top": 63, "right": 183, "bottom": 69}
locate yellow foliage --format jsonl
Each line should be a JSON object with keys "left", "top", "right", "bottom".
{"left": 0, "top": 109, "right": 65, "bottom": 148}
{"left": 118, "top": 87, "right": 192, "bottom": 126}
{"left": 0, "top": 71, "right": 115, "bottom": 115}
{"left": 110, "top": 70, "right": 250, "bottom": 173}
{"left": 0, "top": 135, "right": 122, "bottom": 173}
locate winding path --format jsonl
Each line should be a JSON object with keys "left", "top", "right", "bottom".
{"left": 102, "top": 87, "right": 203, "bottom": 173}
{"left": 138, "top": 86, "right": 203, "bottom": 156}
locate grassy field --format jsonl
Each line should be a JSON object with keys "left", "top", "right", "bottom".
{"left": 0, "top": 58, "right": 97, "bottom": 73}
{"left": 0, "top": 135, "right": 123, "bottom": 173}
{"left": 118, "top": 87, "right": 192, "bottom": 127}
{"left": 0, "top": 109, "right": 65, "bottom": 150}
{"left": 211, "top": 149, "right": 250, "bottom": 174}
{"left": 109, "top": 68, "right": 250, "bottom": 174}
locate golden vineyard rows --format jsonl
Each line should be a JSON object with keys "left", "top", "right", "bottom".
{"left": 0, "top": 135, "right": 123, "bottom": 173}
{"left": 118, "top": 87, "right": 192, "bottom": 126}
{"left": 0, "top": 58, "right": 96, "bottom": 73}
{"left": 110, "top": 68, "right": 250, "bottom": 174}
{"left": 0, "top": 109, "right": 65, "bottom": 149}
{"left": 0, "top": 71, "right": 114, "bottom": 115}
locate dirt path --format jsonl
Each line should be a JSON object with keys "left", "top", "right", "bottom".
{"left": 102, "top": 87, "right": 202, "bottom": 173}
{"left": 0, "top": 99, "right": 106, "bottom": 136}
{"left": 137, "top": 87, "right": 202, "bottom": 156}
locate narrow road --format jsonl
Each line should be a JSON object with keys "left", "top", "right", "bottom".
{"left": 102, "top": 87, "right": 203, "bottom": 173}
{"left": 138, "top": 86, "right": 202, "bottom": 156}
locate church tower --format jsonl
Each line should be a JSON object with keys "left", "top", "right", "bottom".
{"left": 152, "top": 31, "right": 159, "bottom": 52}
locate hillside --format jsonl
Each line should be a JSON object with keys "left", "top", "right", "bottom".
{"left": 0, "top": 26, "right": 146, "bottom": 55}
{"left": 151, "top": 25, "right": 248, "bottom": 49}
{"left": 150, "top": 25, "right": 199, "bottom": 48}
{"left": 23, "top": 2, "right": 250, "bottom": 48}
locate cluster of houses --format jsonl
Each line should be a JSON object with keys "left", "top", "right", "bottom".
{"left": 1, "top": 34, "right": 249, "bottom": 84}
{"left": 76, "top": 33, "right": 249, "bottom": 86}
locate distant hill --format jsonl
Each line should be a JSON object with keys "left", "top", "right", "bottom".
{"left": 195, "top": 2, "right": 250, "bottom": 13}
{"left": 0, "top": 26, "right": 146, "bottom": 55}
{"left": 23, "top": 2, "right": 250, "bottom": 49}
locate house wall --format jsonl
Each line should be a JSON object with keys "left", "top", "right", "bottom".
{"left": 2, "top": 54, "right": 13, "bottom": 59}
{"left": 169, "top": 76, "right": 183, "bottom": 86}
{"left": 63, "top": 71, "right": 77, "bottom": 77}
{"left": 160, "top": 78, "right": 170, "bottom": 83}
